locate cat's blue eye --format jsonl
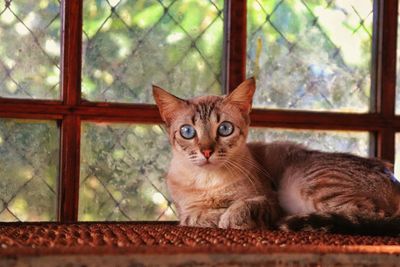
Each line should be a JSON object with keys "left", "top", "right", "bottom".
{"left": 180, "top": 125, "right": 196, "bottom": 139}
{"left": 218, "top": 121, "right": 234, "bottom": 137}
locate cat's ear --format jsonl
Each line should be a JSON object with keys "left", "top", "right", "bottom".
{"left": 223, "top": 77, "right": 256, "bottom": 114}
{"left": 152, "top": 85, "right": 187, "bottom": 124}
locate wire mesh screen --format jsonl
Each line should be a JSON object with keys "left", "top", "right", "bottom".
{"left": 249, "top": 128, "right": 370, "bottom": 157}
{"left": 247, "top": 0, "right": 373, "bottom": 112}
{"left": 81, "top": 0, "right": 224, "bottom": 103}
{"left": 79, "top": 122, "right": 177, "bottom": 221}
{"left": 0, "top": 119, "right": 59, "bottom": 221}
{"left": 0, "top": 0, "right": 61, "bottom": 99}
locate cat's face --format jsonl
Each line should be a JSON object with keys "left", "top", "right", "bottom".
{"left": 153, "top": 78, "right": 255, "bottom": 169}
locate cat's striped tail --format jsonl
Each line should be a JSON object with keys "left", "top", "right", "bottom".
{"left": 278, "top": 213, "right": 400, "bottom": 236}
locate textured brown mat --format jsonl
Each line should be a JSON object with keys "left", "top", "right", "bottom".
{"left": 1, "top": 222, "right": 400, "bottom": 256}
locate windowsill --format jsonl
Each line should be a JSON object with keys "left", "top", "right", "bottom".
{"left": 0, "top": 222, "right": 400, "bottom": 266}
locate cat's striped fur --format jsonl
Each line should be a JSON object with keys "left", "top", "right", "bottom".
{"left": 153, "top": 78, "right": 400, "bottom": 234}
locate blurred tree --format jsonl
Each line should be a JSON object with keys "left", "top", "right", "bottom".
{"left": 247, "top": 0, "right": 372, "bottom": 112}
{"left": 0, "top": 0, "right": 60, "bottom": 99}
{"left": 0, "top": 119, "right": 58, "bottom": 221}
{"left": 82, "top": 0, "right": 224, "bottom": 103}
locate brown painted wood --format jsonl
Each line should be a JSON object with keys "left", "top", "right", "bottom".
{"left": 0, "top": 101, "right": 69, "bottom": 115}
{"left": 0, "top": 101, "right": 161, "bottom": 123}
{"left": 0, "top": 113, "right": 62, "bottom": 120}
{"left": 373, "top": 0, "right": 398, "bottom": 162}
{"left": 377, "top": 130, "right": 396, "bottom": 163}
{"left": 77, "top": 104, "right": 162, "bottom": 123}
{"left": 58, "top": 0, "right": 83, "bottom": 222}
{"left": 224, "top": 0, "right": 247, "bottom": 93}
{"left": 59, "top": 115, "right": 81, "bottom": 222}
{"left": 61, "top": 0, "right": 82, "bottom": 105}
{"left": 2, "top": 100, "right": 400, "bottom": 130}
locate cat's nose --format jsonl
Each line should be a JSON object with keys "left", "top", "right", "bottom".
{"left": 201, "top": 148, "right": 214, "bottom": 159}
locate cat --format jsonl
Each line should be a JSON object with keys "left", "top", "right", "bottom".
{"left": 152, "top": 78, "right": 400, "bottom": 235}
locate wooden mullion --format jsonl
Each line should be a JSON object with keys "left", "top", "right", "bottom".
{"left": 0, "top": 113, "right": 62, "bottom": 120}
{"left": 58, "top": 0, "right": 83, "bottom": 222}
{"left": 59, "top": 115, "right": 81, "bottom": 222}
{"left": 223, "top": 0, "right": 247, "bottom": 93}
{"left": 377, "top": 130, "right": 396, "bottom": 163}
{"left": 374, "top": 0, "right": 398, "bottom": 162}
{"left": 61, "top": 1, "right": 83, "bottom": 105}
{"left": 5, "top": 100, "right": 400, "bottom": 130}
{"left": 0, "top": 101, "right": 69, "bottom": 115}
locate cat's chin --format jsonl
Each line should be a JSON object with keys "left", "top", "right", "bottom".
{"left": 194, "top": 160, "right": 222, "bottom": 170}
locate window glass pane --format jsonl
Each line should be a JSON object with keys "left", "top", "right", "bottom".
{"left": 0, "top": 1, "right": 61, "bottom": 99}
{"left": 247, "top": 1, "right": 373, "bottom": 113}
{"left": 0, "top": 119, "right": 59, "bottom": 221}
{"left": 249, "top": 128, "right": 370, "bottom": 157}
{"left": 79, "top": 122, "right": 177, "bottom": 221}
{"left": 82, "top": 0, "right": 224, "bottom": 103}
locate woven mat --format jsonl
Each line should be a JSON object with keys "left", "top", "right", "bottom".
{"left": 1, "top": 222, "right": 400, "bottom": 256}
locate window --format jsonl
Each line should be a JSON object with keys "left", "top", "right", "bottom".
{"left": 0, "top": 0, "right": 398, "bottom": 222}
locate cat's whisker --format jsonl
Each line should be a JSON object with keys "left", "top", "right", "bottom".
{"left": 232, "top": 154, "right": 273, "bottom": 179}
{"left": 220, "top": 151, "right": 270, "bottom": 180}
{"left": 234, "top": 156, "right": 273, "bottom": 180}
{"left": 224, "top": 159, "right": 258, "bottom": 192}
{"left": 222, "top": 162, "right": 238, "bottom": 186}
{"left": 222, "top": 161, "right": 248, "bottom": 188}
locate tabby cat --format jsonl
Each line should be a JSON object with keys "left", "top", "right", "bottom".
{"left": 152, "top": 78, "right": 400, "bottom": 235}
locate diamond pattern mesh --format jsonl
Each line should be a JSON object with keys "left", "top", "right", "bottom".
{"left": 0, "top": 119, "right": 59, "bottom": 221}
{"left": 0, "top": 0, "right": 61, "bottom": 99}
{"left": 82, "top": 0, "right": 224, "bottom": 103}
{"left": 79, "top": 123, "right": 177, "bottom": 221}
{"left": 247, "top": 0, "right": 373, "bottom": 112}
{"left": 249, "top": 128, "right": 370, "bottom": 157}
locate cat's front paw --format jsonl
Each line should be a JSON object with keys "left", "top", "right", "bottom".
{"left": 218, "top": 200, "right": 258, "bottom": 230}
{"left": 180, "top": 208, "right": 225, "bottom": 228}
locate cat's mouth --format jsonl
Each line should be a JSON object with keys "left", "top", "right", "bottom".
{"left": 189, "top": 153, "right": 226, "bottom": 168}
{"left": 197, "top": 159, "right": 212, "bottom": 166}
{"left": 195, "top": 158, "right": 223, "bottom": 169}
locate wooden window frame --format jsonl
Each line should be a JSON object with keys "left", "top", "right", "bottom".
{"left": 0, "top": 0, "right": 398, "bottom": 222}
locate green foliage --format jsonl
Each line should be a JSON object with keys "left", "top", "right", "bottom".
{"left": 82, "top": 0, "right": 223, "bottom": 103}
{"left": 0, "top": 0, "right": 60, "bottom": 99}
{"left": 247, "top": 0, "right": 373, "bottom": 112}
